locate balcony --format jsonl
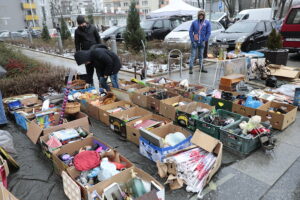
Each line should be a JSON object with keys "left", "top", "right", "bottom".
{"left": 22, "top": 3, "right": 37, "bottom": 9}
{"left": 25, "top": 15, "right": 39, "bottom": 21}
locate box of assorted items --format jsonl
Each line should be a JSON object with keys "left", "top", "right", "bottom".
{"left": 219, "top": 74, "right": 245, "bottom": 92}
{"left": 220, "top": 116, "right": 272, "bottom": 156}
{"left": 39, "top": 127, "right": 93, "bottom": 160}
{"left": 99, "top": 100, "right": 136, "bottom": 126}
{"left": 126, "top": 114, "right": 172, "bottom": 145}
{"left": 52, "top": 136, "right": 133, "bottom": 178}
{"left": 3, "top": 94, "right": 39, "bottom": 111}
{"left": 159, "top": 96, "right": 193, "bottom": 121}
{"left": 85, "top": 167, "right": 165, "bottom": 200}
{"left": 111, "top": 80, "right": 144, "bottom": 102}
{"left": 164, "top": 80, "right": 206, "bottom": 99}
{"left": 197, "top": 109, "right": 244, "bottom": 139}
{"left": 211, "top": 90, "right": 239, "bottom": 111}
{"left": 175, "top": 102, "right": 213, "bottom": 131}
{"left": 55, "top": 137, "right": 133, "bottom": 200}
{"left": 139, "top": 124, "right": 192, "bottom": 162}
{"left": 232, "top": 96, "right": 268, "bottom": 118}
{"left": 147, "top": 90, "right": 178, "bottom": 113}
{"left": 193, "top": 92, "right": 213, "bottom": 105}
{"left": 0, "top": 185, "right": 19, "bottom": 200}
{"left": 256, "top": 101, "right": 297, "bottom": 130}
{"left": 26, "top": 109, "right": 89, "bottom": 144}
{"left": 156, "top": 130, "right": 222, "bottom": 197}
{"left": 131, "top": 87, "right": 158, "bottom": 108}
{"left": 146, "top": 77, "right": 173, "bottom": 88}
{"left": 109, "top": 107, "right": 152, "bottom": 137}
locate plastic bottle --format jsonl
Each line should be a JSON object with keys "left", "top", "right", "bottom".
{"left": 97, "top": 158, "right": 119, "bottom": 181}
{"left": 129, "top": 169, "right": 146, "bottom": 198}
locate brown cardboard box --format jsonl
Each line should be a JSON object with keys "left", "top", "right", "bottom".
{"left": 131, "top": 87, "right": 157, "bottom": 108}
{"left": 126, "top": 114, "right": 172, "bottom": 145}
{"left": 146, "top": 78, "right": 174, "bottom": 88}
{"left": 39, "top": 127, "right": 93, "bottom": 160}
{"left": 175, "top": 84, "right": 206, "bottom": 99}
{"left": 98, "top": 100, "right": 136, "bottom": 126}
{"left": 232, "top": 99, "right": 268, "bottom": 118}
{"left": 3, "top": 93, "right": 38, "bottom": 107}
{"left": 109, "top": 107, "right": 152, "bottom": 137}
{"left": 160, "top": 130, "right": 223, "bottom": 190}
{"left": 256, "top": 101, "right": 297, "bottom": 130}
{"left": 268, "top": 64, "right": 300, "bottom": 79}
{"left": 220, "top": 74, "right": 245, "bottom": 86}
{"left": 147, "top": 91, "right": 179, "bottom": 113}
{"left": 0, "top": 185, "right": 19, "bottom": 200}
{"left": 111, "top": 83, "right": 144, "bottom": 102}
{"left": 86, "top": 167, "right": 165, "bottom": 200}
{"left": 26, "top": 111, "right": 89, "bottom": 144}
{"left": 159, "top": 96, "right": 193, "bottom": 120}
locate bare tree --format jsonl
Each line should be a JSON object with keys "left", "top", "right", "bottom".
{"left": 50, "top": 0, "right": 62, "bottom": 27}
{"left": 279, "top": 0, "right": 287, "bottom": 18}
{"left": 202, "top": 0, "right": 205, "bottom": 8}
{"left": 223, "top": 0, "right": 237, "bottom": 17}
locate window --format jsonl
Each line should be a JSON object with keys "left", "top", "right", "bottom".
{"left": 256, "top": 22, "right": 265, "bottom": 32}
{"left": 265, "top": 22, "right": 272, "bottom": 32}
{"left": 163, "top": 19, "right": 171, "bottom": 28}
{"left": 124, "top": 2, "right": 128, "bottom": 7}
{"left": 142, "top": 1, "right": 148, "bottom": 6}
{"left": 153, "top": 20, "right": 163, "bottom": 29}
{"left": 287, "top": 8, "right": 300, "bottom": 24}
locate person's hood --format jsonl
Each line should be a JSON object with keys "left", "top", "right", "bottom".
{"left": 198, "top": 10, "right": 206, "bottom": 20}
{"left": 74, "top": 50, "right": 91, "bottom": 65}
{"left": 216, "top": 32, "right": 251, "bottom": 42}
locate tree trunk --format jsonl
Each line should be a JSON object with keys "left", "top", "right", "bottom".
{"left": 254, "top": 0, "right": 257, "bottom": 8}
{"left": 202, "top": 0, "right": 205, "bottom": 9}
{"left": 197, "top": 0, "right": 201, "bottom": 8}
{"left": 288, "top": 0, "right": 293, "bottom": 10}
{"left": 279, "top": 0, "right": 287, "bottom": 18}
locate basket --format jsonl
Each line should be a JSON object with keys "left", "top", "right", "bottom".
{"left": 65, "top": 102, "right": 81, "bottom": 114}
{"left": 70, "top": 75, "right": 86, "bottom": 90}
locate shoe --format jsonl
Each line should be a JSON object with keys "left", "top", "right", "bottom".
{"left": 189, "top": 69, "right": 193, "bottom": 74}
{"left": 201, "top": 69, "right": 208, "bottom": 73}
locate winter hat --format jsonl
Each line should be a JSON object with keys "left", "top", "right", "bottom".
{"left": 77, "top": 15, "right": 86, "bottom": 25}
{"left": 74, "top": 50, "right": 91, "bottom": 65}
{"left": 198, "top": 10, "right": 206, "bottom": 19}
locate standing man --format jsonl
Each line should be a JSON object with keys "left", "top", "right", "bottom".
{"left": 74, "top": 44, "right": 121, "bottom": 91}
{"left": 75, "top": 15, "right": 101, "bottom": 85}
{"left": 189, "top": 10, "right": 211, "bottom": 74}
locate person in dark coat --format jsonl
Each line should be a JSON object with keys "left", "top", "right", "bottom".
{"left": 75, "top": 15, "right": 101, "bottom": 85}
{"left": 74, "top": 44, "right": 121, "bottom": 91}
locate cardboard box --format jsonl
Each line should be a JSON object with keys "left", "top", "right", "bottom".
{"left": 232, "top": 99, "right": 268, "bottom": 118}
{"left": 126, "top": 114, "right": 172, "bottom": 145}
{"left": 39, "top": 127, "right": 93, "bottom": 160}
{"left": 175, "top": 84, "right": 206, "bottom": 99}
{"left": 0, "top": 185, "right": 19, "bottom": 200}
{"left": 109, "top": 107, "right": 152, "bottom": 137}
{"left": 3, "top": 93, "right": 38, "bottom": 107}
{"left": 26, "top": 111, "right": 89, "bottom": 144}
{"left": 147, "top": 91, "right": 179, "bottom": 113}
{"left": 86, "top": 167, "right": 165, "bottom": 200}
{"left": 159, "top": 96, "right": 193, "bottom": 120}
{"left": 131, "top": 87, "right": 157, "bottom": 108}
{"left": 220, "top": 74, "right": 245, "bottom": 87}
{"left": 111, "top": 83, "right": 144, "bottom": 102}
{"left": 175, "top": 102, "right": 214, "bottom": 131}
{"left": 139, "top": 124, "right": 192, "bottom": 162}
{"left": 160, "top": 130, "right": 223, "bottom": 190}
{"left": 268, "top": 64, "right": 300, "bottom": 79}
{"left": 256, "top": 101, "right": 297, "bottom": 130}
{"left": 98, "top": 100, "right": 136, "bottom": 126}
{"left": 146, "top": 77, "right": 174, "bottom": 88}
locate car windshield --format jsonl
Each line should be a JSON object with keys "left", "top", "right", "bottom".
{"left": 173, "top": 21, "right": 192, "bottom": 32}
{"left": 225, "top": 22, "right": 257, "bottom": 33}
{"left": 211, "top": 13, "right": 224, "bottom": 21}
{"left": 286, "top": 8, "right": 300, "bottom": 24}
{"left": 140, "top": 20, "right": 155, "bottom": 29}
{"left": 102, "top": 26, "right": 119, "bottom": 35}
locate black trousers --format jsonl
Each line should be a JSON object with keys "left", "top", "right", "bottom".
{"left": 85, "top": 63, "right": 94, "bottom": 85}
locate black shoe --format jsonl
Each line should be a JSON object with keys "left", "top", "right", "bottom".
{"left": 201, "top": 69, "right": 208, "bottom": 73}
{"left": 189, "top": 70, "right": 193, "bottom": 74}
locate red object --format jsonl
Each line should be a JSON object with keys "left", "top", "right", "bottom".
{"left": 280, "top": 5, "right": 300, "bottom": 53}
{"left": 74, "top": 151, "right": 101, "bottom": 171}
{"left": 111, "top": 162, "right": 126, "bottom": 170}
{"left": 0, "top": 166, "right": 7, "bottom": 188}
{"left": 250, "top": 128, "right": 270, "bottom": 136}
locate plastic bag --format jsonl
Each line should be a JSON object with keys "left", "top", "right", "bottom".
{"left": 0, "top": 130, "right": 17, "bottom": 154}
{"left": 273, "top": 84, "right": 298, "bottom": 98}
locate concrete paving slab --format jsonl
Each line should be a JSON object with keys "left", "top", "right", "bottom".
{"left": 231, "top": 142, "right": 300, "bottom": 186}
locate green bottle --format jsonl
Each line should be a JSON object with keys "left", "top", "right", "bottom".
{"left": 130, "top": 169, "right": 146, "bottom": 198}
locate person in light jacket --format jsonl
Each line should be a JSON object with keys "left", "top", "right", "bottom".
{"left": 189, "top": 10, "right": 211, "bottom": 74}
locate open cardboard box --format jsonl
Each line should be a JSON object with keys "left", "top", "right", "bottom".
{"left": 98, "top": 100, "right": 136, "bottom": 126}
{"left": 109, "top": 107, "right": 152, "bottom": 137}
{"left": 111, "top": 83, "right": 144, "bottom": 102}
{"left": 0, "top": 185, "right": 19, "bottom": 200}
{"left": 39, "top": 127, "right": 93, "bottom": 160}
{"left": 131, "top": 87, "right": 157, "bottom": 108}
{"left": 3, "top": 93, "right": 38, "bottom": 107}
{"left": 175, "top": 102, "right": 214, "bottom": 131}
{"left": 232, "top": 98, "right": 268, "bottom": 118}
{"left": 86, "top": 166, "right": 165, "bottom": 200}
{"left": 159, "top": 96, "right": 193, "bottom": 121}
{"left": 159, "top": 130, "right": 223, "bottom": 191}
{"left": 126, "top": 114, "right": 172, "bottom": 145}
{"left": 256, "top": 101, "right": 297, "bottom": 130}
{"left": 146, "top": 77, "right": 174, "bottom": 88}
{"left": 147, "top": 91, "right": 179, "bottom": 113}
{"left": 139, "top": 124, "right": 192, "bottom": 162}
{"left": 175, "top": 84, "right": 206, "bottom": 99}
{"left": 26, "top": 111, "right": 89, "bottom": 144}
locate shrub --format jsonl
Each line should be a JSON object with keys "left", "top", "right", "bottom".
{"left": 60, "top": 16, "right": 71, "bottom": 41}
{"left": 41, "top": 24, "right": 51, "bottom": 41}
{"left": 267, "top": 29, "right": 283, "bottom": 51}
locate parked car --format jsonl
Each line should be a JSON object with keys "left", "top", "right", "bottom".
{"left": 100, "top": 26, "right": 126, "bottom": 42}
{"left": 280, "top": 5, "right": 300, "bottom": 53}
{"left": 234, "top": 8, "right": 272, "bottom": 21}
{"left": 0, "top": 32, "right": 23, "bottom": 40}
{"left": 48, "top": 29, "right": 58, "bottom": 38}
{"left": 213, "top": 20, "right": 274, "bottom": 52}
{"left": 140, "top": 18, "right": 182, "bottom": 40}
{"left": 164, "top": 20, "right": 225, "bottom": 49}
{"left": 210, "top": 12, "right": 231, "bottom": 29}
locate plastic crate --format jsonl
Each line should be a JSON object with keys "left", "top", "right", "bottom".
{"left": 193, "top": 94, "right": 212, "bottom": 105}
{"left": 220, "top": 119, "right": 271, "bottom": 156}
{"left": 196, "top": 109, "right": 244, "bottom": 139}
{"left": 14, "top": 112, "right": 29, "bottom": 130}
{"left": 211, "top": 97, "right": 233, "bottom": 111}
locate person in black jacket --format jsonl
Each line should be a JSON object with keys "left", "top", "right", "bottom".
{"left": 75, "top": 15, "right": 101, "bottom": 85}
{"left": 74, "top": 44, "right": 121, "bottom": 91}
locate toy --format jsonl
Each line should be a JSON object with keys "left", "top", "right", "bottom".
{"left": 239, "top": 115, "right": 262, "bottom": 135}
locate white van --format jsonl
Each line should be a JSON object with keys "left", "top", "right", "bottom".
{"left": 235, "top": 8, "right": 272, "bottom": 21}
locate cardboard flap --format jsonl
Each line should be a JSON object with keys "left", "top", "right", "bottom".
{"left": 191, "top": 130, "right": 219, "bottom": 153}
{"left": 62, "top": 171, "right": 81, "bottom": 200}
{"left": 26, "top": 120, "right": 43, "bottom": 144}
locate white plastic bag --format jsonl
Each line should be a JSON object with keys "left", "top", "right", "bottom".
{"left": 0, "top": 130, "right": 17, "bottom": 154}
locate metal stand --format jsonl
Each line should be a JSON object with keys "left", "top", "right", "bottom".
{"left": 168, "top": 49, "right": 183, "bottom": 78}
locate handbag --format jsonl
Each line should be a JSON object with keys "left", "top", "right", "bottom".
{"left": 194, "top": 20, "right": 205, "bottom": 41}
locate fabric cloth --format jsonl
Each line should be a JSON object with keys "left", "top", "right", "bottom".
{"left": 73, "top": 151, "right": 101, "bottom": 171}
{"left": 189, "top": 19, "right": 211, "bottom": 43}
{"left": 0, "top": 91, "right": 7, "bottom": 125}
{"left": 75, "top": 23, "right": 101, "bottom": 51}
{"left": 189, "top": 41, "right": 205, "bottom": 70}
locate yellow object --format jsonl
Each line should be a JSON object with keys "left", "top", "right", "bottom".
{"left": 177, "top": 115, "right": 188, "bottom": 126}
{"left": 22, "top": 3, "right": 36, "bottom": 9}
{"left": 25, "top": 15, "right": 39, "bottom": 21}
{"left": 131, "top": 78, "right": 138, "bottom": 83}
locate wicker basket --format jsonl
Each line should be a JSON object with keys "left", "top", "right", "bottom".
{"left": 65, "top": 102, "right": 80, "bottom": 114}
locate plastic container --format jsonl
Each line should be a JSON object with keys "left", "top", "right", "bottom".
{"left": 14, "top": 112, "right": 29, "bottom": 130}
{"left": 193, "top": 94, "right": 212, "bottom": 105}
{"left": 196, "top": 109, "right": 244, "bottom": 139}
{"left": 211, "top": 97, "right": 233, "bottom": 111}
{"left": 220, "top": 118, "right": 272, "bottom": 156}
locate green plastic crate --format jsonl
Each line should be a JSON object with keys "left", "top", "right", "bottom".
{"left": 196, "top": 109, "right": 244, "bottom": 139}
{"left": 193, "top": 94, "right": 212, "bottom": 105}
{"left": 211, "top": 97, "right": 233, "bottom": 111}
{"left": 175, "top": 109, "right": 200, "bottom": 131}
{"left": 220, "top": 119, "right": 271, "bottom": 156}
